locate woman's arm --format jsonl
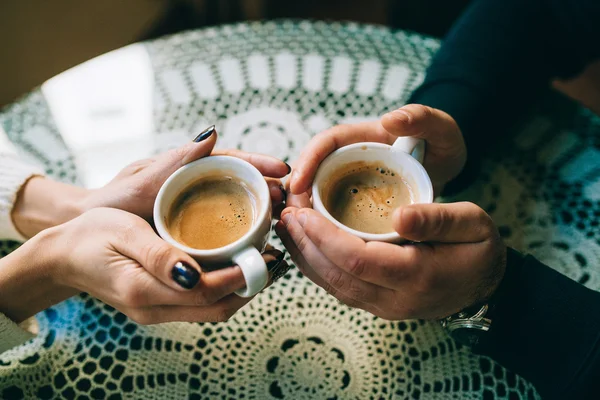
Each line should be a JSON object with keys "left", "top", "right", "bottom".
{"left": 5, "top": 127, "right": 289, "bottom": 240}
{"left": 0, "top": 226, "right": 78, "bottom": 323}
{"left": 10, "top": 177, "right": 88, "bottom": 239}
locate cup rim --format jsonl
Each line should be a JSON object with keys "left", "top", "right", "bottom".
{"left": 311, "top": 142, "right": 434, "bottom": 242}
{"left": 153, "top": 155, "right": 270, "bottom": 256}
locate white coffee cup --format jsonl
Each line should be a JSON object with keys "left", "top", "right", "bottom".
{"left": 154, "top": 156, "right": 272, "bottom": 297}
{"left": 311, "top": 137, "right": 433, "bottom": 243}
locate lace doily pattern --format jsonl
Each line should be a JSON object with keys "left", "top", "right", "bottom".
{"left": 1, "top": 20, "right": 597, "bottom": 399}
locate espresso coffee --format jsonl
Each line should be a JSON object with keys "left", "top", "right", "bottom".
{"left": 167, "top": 176, "right": 256, "bottom": 250}
{"left": 322, "top": 161, "right": 415, "bottom": 234}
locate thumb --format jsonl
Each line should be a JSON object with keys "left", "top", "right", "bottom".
{"left": 152, "top": 125, "right": 218, "bottom": 179}
{"left": 116, "top": 219, "right": 205, "bottom": 291}
{"left": 381, "top": 104, "right": 461, "bottom": 146}
{"left": 392, "top": 202, "right": 495, "bottom": 243}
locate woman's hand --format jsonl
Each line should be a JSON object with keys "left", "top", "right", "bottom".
{"left": 289, "top": 104, "right": 466, "bottom": 197}
{"left": 0, "top": 208, "right": 288, "bottom": 324}
{"left": 12, "top": 126, "right": 290, "bottom": 238}
{"left": 276, "top": 201, "right": 505, "bottom": 320}
{"left": 83, "top": 126, "right": 290, "bottom": 220}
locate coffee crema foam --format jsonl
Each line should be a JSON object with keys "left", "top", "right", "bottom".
{"left": 322, "top": 161, "right": 415, "bottom": 234}
{"left": 167, "top": 176, "right": 256, "bottom": 250}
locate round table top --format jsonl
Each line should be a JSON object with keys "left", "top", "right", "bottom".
{"left": 1, "top": 20, "right": 599, "bottom": 399}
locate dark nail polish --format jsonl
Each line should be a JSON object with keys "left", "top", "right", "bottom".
{"left": 267, "top": 251, "right": 286, "bottom": 272}
{"left": 172, "top": 262, "right": 200, "bottom": 289}
{"left": 193, "top": 125, "right": 216, "bottom": 142}
{"left": 285, "top": 163, "right": 292, "bottom": 175}
{"left": 279, "top": 185, "right": 287, "bottom": 202}
{"left": 269, "top": 253, "right": 291, "bottom": 283}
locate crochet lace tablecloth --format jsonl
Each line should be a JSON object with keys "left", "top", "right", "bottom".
{"left": 1, "top": 21, "right": 599, "bottom": 399}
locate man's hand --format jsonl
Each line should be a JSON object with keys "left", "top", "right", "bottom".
{"left": 276, "top": 202, "right": 506, "bottom": 320}
{"left": 290, "top": 104, "right": 466, "bottom": 197}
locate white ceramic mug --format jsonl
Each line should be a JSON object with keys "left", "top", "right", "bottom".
{"left": 154, "top": 156, "right": 272, "bottom": 297}
{"left": 311, "top": 137, "right": 433, "bottom": 243}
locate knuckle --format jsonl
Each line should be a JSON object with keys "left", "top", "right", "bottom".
{"left": 327, "top": 124, "right": 349, "bottom": 136}
{"left": 124, "top": 159, "right": 150, "bottom": 175}
{"left": 172, "top": 146, "right": 189, "bottom": 162}
{"left": 405, "top": 104, "right": 432, "bottom": 120}
{"left": 121, "top": 286, "right": 147, "bottom": 308}
{"left": 320, "top": 282, "right": 338, "bottom": 298}
{"left": 324, "top": 268, "right": 346, "bottom": 291}
{"left": 346, "top": 254, "right": 366, "bottom": 278}
{"left": 143, "top": 243, "right": 174, "bottom": 272}
{"left": 433, "top": 207, "right": 449, "bottom": 237}
{"left": 114, "top": 219, "right": 143, "bottom": 245}
{"left": 194, "top": 290, "right": 215, "bottom": 306}
{"left": 347, "top": 279, "right": 369, "bottom": 303}
{"left": 295, "top": 234, "right": 311, "bottom": 254}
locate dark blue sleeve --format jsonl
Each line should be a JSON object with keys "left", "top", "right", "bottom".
{"left": 409, "top": 0, "right": 600, "bottom": 191}
{"left": 407, "top": 0, "right": 600, "bottom": 396}
{"left": 474, "top": 249, "right": 600, "bottom": 399}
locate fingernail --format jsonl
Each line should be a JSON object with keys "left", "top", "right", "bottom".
{"left": 269, "top": 252, "right": 291, "bottom": 282}
{"left": 267, "top": 251, "right": 286, "bottom": 272}
{"left": 391, "top": 110, "right": 411, "bottom": 124}
{"left": 296, "top": 211, "right": 307, "bottom": 226}
{"left": 193, "top": 125, "right": 216, "bottom": 142}
{"left": 285, "top": 163, "right": 292, "bottom": 175}
{"left": 279, "top": 185, "right": 287, "bottom": 202}
{"left": 171, "top": 262, "right": 200, "bottom": 289}
{"left": 271, "top": 262, "right": 292, "bottom": 283}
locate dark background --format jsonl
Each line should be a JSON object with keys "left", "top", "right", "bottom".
{"left": 147, "top": 0, "right": 471, "bottom": 40}
{"left": 2, "top": 1, "right": 598, "bottom": 113}
{"left": 0, "top": 0, "right": 471, "bottom": 106}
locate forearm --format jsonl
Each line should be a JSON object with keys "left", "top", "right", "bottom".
{"left": 474, "top": 248, "right": 600, "bottom": 398}
{"left": 11, "top": 176, "right": 88, "bottom": 239}
{"left": 0, "top": 227, "right": 79, "bottom": 322}
{"left": 409, "top": 0, "right": 600, "bottom": 192}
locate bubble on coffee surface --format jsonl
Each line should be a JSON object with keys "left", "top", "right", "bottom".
{"left": 168, "top": 176, "right": 256, "bottom": 250}
{"left": 323, "top": 161, "right": 415, "bottom": 234}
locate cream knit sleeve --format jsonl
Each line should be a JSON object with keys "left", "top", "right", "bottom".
{"left": 0, "top": 126, "right": 44, "bottom": 352}
{"left": 0, "top": 126, "right": 45, "bottom": 241}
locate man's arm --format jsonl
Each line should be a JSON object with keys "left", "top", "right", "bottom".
{"left": 408, "top": 0, "right": 600, "bottom": 396}
{"left": 410, "top": 0, "right": 600, "bottom": 190}
{"left": 476, "top": 249, "right": 600, "bottom": 398}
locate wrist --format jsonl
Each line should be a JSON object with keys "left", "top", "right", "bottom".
{"left": 12, "top": 177, "right": 90, "bottom": 238}
{"left": 0, "top": 226, "right": 79, "bottom": 322}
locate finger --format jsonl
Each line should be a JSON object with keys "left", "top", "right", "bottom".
{"left": 114, "top": 219, "right": 205, "bottom": 291}
{"left": 283, "top": 178, "right": 312, "bottom": 209}
{"left": 130, "top": 293, "right": 252, "bottom": 324}
{"left": 213, "top": 149, "right": 290, "bottom": 178}
{"left": 275, "top": 221, "right": 379, "bottom": 313}
{"left": 287, "top": 208, "right": 418, "bottom": 289}
{"left": 279, "top": 211, "right": 390, "bottom": 308}
{"left": 290, "top": 121, "right": 395, "bottom": 195}
{"left": 148, "top": 126, "right": 218, "bottom": 183}
{"left": 267, "top": 179, "right": 286, "bottom": 206}
{"left": 286, "top": 191, "right": 312, "bottom": 209}
{"left": 392, "top": 202, "right": 495, "bottom": 243}
{"left": 380, "top": 104, "right": 464, "bottom": 150}
{"left": 127, "top": 253, "right": 287, "bottom": 306}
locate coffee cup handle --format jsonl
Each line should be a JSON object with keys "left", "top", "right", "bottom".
{"left": 392, "top": 137, "right": 425, "bottom": 164}
{"left": 232, "top": 247, "right": 269, "bottom": 298}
